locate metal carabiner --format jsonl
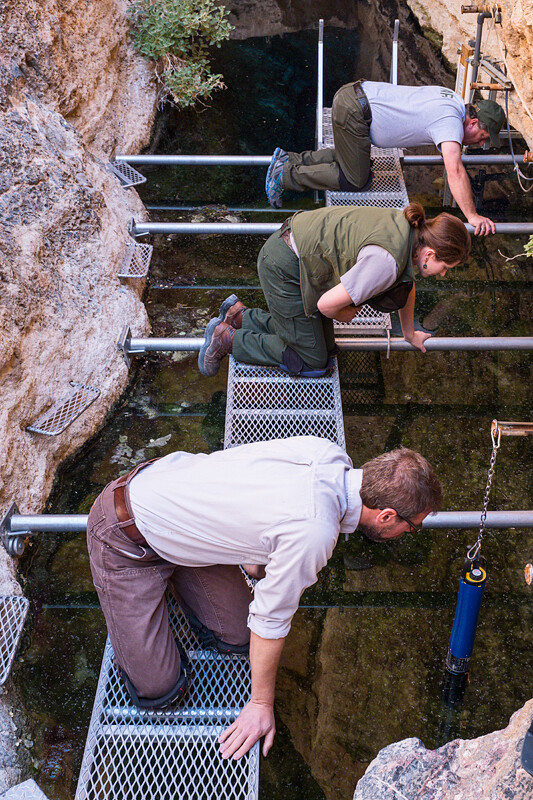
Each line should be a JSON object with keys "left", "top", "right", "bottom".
{"left": 491, "top": 419, "right": 501, "bottom": 450}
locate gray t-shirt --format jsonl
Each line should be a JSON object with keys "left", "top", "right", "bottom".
{"left": 362, "top": 81, "right": 465, "bottom": 150}
{"left": 340, "top": 245, "right": 398, "bottom": 307}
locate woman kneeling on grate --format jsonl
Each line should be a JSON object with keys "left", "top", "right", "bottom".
{"left": 198, "top": 203, "right": 470, "bottom": 378}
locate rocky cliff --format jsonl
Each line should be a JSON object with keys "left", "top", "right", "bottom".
{"left": 353, "top": 699, "right": 533, "bottom": 800}
{"left": 0, "top": 1, "right": 157, "bottom": 789}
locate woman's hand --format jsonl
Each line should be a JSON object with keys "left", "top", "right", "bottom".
{"left": 404, "top": 330, "right": 431, "bottom": 353}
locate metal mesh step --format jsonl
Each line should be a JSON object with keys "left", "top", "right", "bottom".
{"left": 0, "top": 596, "right": 29, "bottom": 685}
{"left": 27, "top": 383, "right": 100, "bottom": 436}
{"left": 224, "top": 357, "right": 345, "bottom": 449}
{"left": 76, "top": 598, "right": 258, "bottom": 800}
{"left": 321, "top": 108, "right": 409, "bottom": 209}
{"left": 0, "top": 780, "right": 50, "bottom": 800}
{"left": 334, "top": 304, "right": 391, "bottom": 335}
{"left": 108, "top": 161, "right": 147, "bottom": 189}
{"left": 118, "top": 241, "right": 154, "bottom": 278}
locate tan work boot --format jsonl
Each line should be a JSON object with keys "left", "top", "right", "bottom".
{"left": 198, "top": 319, "right": 235, "bottom": 376}
{"left": 218, "top": 293, "right": 247, "bottom": 329}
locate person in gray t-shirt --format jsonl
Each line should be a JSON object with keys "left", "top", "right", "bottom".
{"left": 265, "top": 80, "right": 506, "bottom": 236}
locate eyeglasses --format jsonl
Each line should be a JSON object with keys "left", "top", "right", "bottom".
{"left": 392, "top": 510, "right": 423, "bottom": 535}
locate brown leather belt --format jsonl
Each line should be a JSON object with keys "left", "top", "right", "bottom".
{"left": 112, "top": 458, "right": 160, "bottom": 546}
{"left": 114, "top": 481, "right": 147, "bottom": 545}
{"left": 353, "top": 80, "right": 372, "bottom": 123}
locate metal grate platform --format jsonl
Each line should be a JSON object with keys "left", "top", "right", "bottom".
{"left": 0, "top": 780, "right": 50, "bottom": 800}
{"left": 334, "top": 304, "right": 391, "bottom": 335}
{"left": 108, "top": 161, "right": 147, "bottom": 189}
{"left": 224, "top": 356, "right": 345, "bottom": 449}
{"left": 118, "top": 240, "right": 154, "bottom": 278}
{"left": 321, "top": 109, "right": 409, "bottom": 209}
{"left": 76, "top": 597, "right": 258, "bottom": 800}
{"left": 27, "top": 383, "right": 100, "bottom": 436}
{"left": 0, "top": 596, "right": 29, "bottom": 685}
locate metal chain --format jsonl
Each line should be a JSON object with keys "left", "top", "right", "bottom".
{"left": 467, "top": 420, "right": 501, "bottom": 562}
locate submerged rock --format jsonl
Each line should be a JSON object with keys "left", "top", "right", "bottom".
{"left": 353, "top": 699, "right": 533, "bottom": 799}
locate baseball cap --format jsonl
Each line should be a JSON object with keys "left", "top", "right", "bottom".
{"left": 476, "top": 100, "right": 506, "bottom": 148}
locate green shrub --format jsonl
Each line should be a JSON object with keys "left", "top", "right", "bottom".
{"left": 128, "top": 0, "right": 233, "bottom": 108}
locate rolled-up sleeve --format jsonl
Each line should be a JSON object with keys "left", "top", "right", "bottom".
{"left": 340, "top": 246, "right": 398, "bottom": 307}
{"left": 247, "top": 519, "right": 339, "bottom": 639}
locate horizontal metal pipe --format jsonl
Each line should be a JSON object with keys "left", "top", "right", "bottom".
{"left": 7, "top": 511, "right": 533, "bottom": 532}
{"left": 403, "top": 154, "right": 520, "bottom": 165}
{"left": 336, "top": 337, "right": 533, "bottom": 352}
{"left": 422, "top": 511, "right": 533, "bottom": 529}
{"left": 115, "top": 154, "right": 524, "bottom": 167}
{"left": 125, "top": 336, "right": 533, "bottom": 354}
{"left": 132, "top": 221, "right": 533, "bottom": 235}
{"left": 10, "top": 515, "right": 88, "bottom": 533}
{"left": 116, "top": 155, "right": 273, "bottom": 166}
{"left": 129, "top": 337, "right": 204, "bottom": 352}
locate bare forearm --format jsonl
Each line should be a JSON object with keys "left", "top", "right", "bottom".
{"left": 332, "top": 304, "right": 360, "bottom": 322}
{"left": 250, "top": 632, "right": 285, "bottom": 705}
{"left": 446, "top": 165, "right": 477, "bottom": 220}
{"left": 398, "top": 284, "right": 430, "bottom": 353}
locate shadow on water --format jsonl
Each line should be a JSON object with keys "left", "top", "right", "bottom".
{"left": 13, "top": 25, "right": 533, "bottom": 800}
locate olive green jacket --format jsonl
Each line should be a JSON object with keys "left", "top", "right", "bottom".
{"left": 291, "top": 206, "right": 415, "bottom": 316}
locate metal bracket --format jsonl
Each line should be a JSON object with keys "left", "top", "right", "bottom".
{"left": 117, "top": 326, "right": 146, "bottom": 369}
{"left": 0, "top": 503, "right": 32, "bottom": 557}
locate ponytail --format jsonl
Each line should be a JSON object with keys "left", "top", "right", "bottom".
{"left": 403, "top": 203, "right": 471, "bottom": 264}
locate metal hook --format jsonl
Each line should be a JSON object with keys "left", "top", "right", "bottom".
{"left": 491, "top": 419, "right": 501, "bottom": 449}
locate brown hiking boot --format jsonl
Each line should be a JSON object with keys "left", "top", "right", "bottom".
{"left": 198, "top": 319, "right": 235, "bottom": 376}
{"left": 218, "top": 293, "right": 247, "bottom": 329}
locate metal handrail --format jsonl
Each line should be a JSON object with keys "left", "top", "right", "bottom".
{"left": 130, "top": 220, "right": 533, "bottom": 235}
{"left": 3, "top": 511, "right": 533, "bottom": 535}
{"left": 120, "top": 334, "right": 533, "bottom": 355}
{"left": 114, "top": 154, "right": 526, "bottom": 166}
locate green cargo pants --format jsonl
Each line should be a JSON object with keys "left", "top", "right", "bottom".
{"left": 232, "top": 229, "right": 335, "bottom": 371}
{"left": 282, "top": 82, "right": 372, "bottom": 192}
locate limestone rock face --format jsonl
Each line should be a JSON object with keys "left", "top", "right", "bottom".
{"left": 0, "top": 91, "right": 151, "bottom": 519}
{"left": 353, "top": 699, "right": 533, "bottom": 799}
{"left": 405, "top": 0, "right": 533, "bottom": 148}
{"left": 0, "top": 0, "right": 157, "bottom": 158}
{"left": 0, "top": 5, "right": 155, "bottom": 785}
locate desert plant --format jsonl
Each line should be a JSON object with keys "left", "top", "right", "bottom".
{"left": 128, "top": 0, "right": 233, "bottom": 108}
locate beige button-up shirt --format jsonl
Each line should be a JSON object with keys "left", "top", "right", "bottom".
{"left": 129, "top": 436, "right": 363, "bottom": 639}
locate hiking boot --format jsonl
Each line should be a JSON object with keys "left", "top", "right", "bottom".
{"left": 266, "top": 147, "right": 289, "bottom": 208}
{"left": 198, "top": 318, "right": 235, "bottom": 376}
{"left": 219, "top": 293, "right": 247, "bottom": 329}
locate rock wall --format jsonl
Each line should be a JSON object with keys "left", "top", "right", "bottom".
{"left": 0, "top": 0, "right": 157, "bottom": 158}
{"left": 353, "top": 699, "right": 533, "bottom": 799}
{"left": 0, "top": 0, "right": 158, "bottom": 790}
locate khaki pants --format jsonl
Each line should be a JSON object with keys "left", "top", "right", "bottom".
{"left": 232, "top": 229, "right": 335, "bottom": 370}
{"left": 87, "top": 472, "right": 252, "bottom": 700}
{"left": 282, "top": 82, "right": 372, "bottom": 192}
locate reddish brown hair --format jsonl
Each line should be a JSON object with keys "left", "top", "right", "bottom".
{"left": 404, "top": 202, "right": 471, "bottom": 265}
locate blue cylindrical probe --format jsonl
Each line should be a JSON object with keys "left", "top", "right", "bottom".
{"left": 446, "top": 563, "right": 487, "bottom": 674}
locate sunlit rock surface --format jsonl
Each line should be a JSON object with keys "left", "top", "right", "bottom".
{"left": 353, "top": 699, "right": 533, "bottom": 799}
{"left": 0, "top": 0, "right": 157, "bottom": 158}
{"left": 0, "top": 1, "right": 154, "bottom": 788}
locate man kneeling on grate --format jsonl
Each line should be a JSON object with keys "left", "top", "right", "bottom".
{"left": 86, "top": 435, "right": 442, "bottom": 759}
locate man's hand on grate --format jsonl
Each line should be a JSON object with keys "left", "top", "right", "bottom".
{"left": 218, "top": 699, "right": 276, "bottom": 759}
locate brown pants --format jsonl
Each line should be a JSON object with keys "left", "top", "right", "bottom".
{"left": 86, "top": 471, "right": 252, "bottom": 700}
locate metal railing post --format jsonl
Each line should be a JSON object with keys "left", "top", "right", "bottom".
{"left": 390, "top": 19, "right": 399, "bottom": 85}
